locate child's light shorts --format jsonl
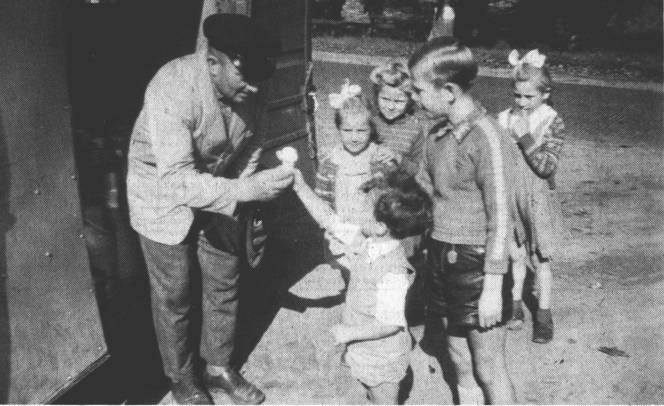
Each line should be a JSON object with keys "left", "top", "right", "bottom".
{"left": 345, "top": 343, "right": 410, "bottom": 387}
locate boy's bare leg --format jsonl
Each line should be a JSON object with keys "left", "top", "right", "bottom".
{"left": 508, "top": 241, "right": 527, "bottom": 330}
{"left": 510, "top": 243, "right": 527, "bottom": 302}
{"left": 467, "top": 326, "right": 515, "bottom": 404}
{"left": 448, "top": 335, "right": 485, "bottom": 405}
{"left": 533, "top": 257, "right": 554, "bottom": 343}
{"left": 536, "top": 259, "right": 552, "bottom": 310}
{"left": 367, "top": 382, "right": 399, "bottom": 405}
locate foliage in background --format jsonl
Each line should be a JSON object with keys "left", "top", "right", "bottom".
{"left": 312, "top": 0, "right": 663, "bottom": 51}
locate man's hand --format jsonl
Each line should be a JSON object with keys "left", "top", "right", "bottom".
{"left": 292, "top": 168, "right": 306, "bottom": 192}
{"left": 238, "top": 148, "right": 263, "bottom": 179}
{"left": 478, "top": 274, "right": 503, "bottom": 328}
{"left": 238, "top": 166, "right": 293, "bottom": 202}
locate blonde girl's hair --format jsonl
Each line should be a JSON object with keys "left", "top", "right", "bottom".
{"left": 370, "top": 61, "right": 414, "bottom": 115}
{"left": 408, "top": 36, "right": 477, "bottom": 90}
{"left": 333, "top": 94, "right": 377, "bottom": 139}
{"left": 512, "top": 63, "right": 554, "bottom": 105}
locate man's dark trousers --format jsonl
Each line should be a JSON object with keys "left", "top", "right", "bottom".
{"left": 140, "top": 213, "right": 242, "bottom": 382}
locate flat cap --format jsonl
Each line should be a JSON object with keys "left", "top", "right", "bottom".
{"left": 204, "top": 13, "right": 280, "bottom": 82}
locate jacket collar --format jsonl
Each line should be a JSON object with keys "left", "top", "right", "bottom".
{"left": 365, "top": 238, "right": 402, "bottom": 263}
{"left": 432, "top": 104, "right": 487, "bottom": 143}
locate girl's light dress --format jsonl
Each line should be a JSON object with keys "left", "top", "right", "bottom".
{"left": 342, "top": 239, "right": 413, "bottom": 386}
{"left": 498, "top": 104, "right": 569, "bottom": 259}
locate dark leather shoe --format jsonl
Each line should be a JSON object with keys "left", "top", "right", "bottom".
{"left": 204, "top": 367, "right": 266, "bottom": 405}
{"left": 170, "top": 379, "right": 212, "bottom": 405}
{"left": 532, "top": 310, "right": 554, "bottom": 344}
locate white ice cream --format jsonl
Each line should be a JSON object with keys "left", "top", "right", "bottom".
{"left": 276, "top": 146, "right": 298, "bottom": 168}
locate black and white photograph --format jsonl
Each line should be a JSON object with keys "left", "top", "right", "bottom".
{"left": 0, "top": 0, "right": 662, "bottom": 404}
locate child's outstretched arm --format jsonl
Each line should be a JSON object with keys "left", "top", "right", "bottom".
{"left": 331, "top": 271, "right": 410, "bottom": 344}
{"left": 331, "top": 322, "right": 401, "bottom": 345}
{"left": 292, "top": 168, "right": 338, "bottom": 230}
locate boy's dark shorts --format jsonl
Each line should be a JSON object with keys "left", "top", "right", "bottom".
{"left": 424, "top": 239, "right": 511, "bottom": 331}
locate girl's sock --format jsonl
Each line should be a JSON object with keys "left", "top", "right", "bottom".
{"left": 457, "top": 385, "right": 484, "bottom": 405}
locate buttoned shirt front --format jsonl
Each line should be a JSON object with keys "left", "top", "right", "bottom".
{"left": 127, "top": 50, "right": 262, "bottom": 245}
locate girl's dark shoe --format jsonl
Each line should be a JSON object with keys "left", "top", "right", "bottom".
{"left": 532, "top": 309, "right": 554, "bottom": 344}
{"left": 170, "top": 379, "right": 212, "bottom": 405}
{"left": 506, "top": 300, "right": 525, "bottom": 331}
{"left": 204, "top": 366, "right": 266, "bottom": 405}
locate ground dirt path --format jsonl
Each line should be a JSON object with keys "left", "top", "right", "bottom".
{"left": 160, "top": 61, "right": 664, "bottom": 404}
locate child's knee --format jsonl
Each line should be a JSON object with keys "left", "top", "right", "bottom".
{"left": 472, "top": 351, "right": 503, "bottom": 386}
{"left": 473, "top": 361, "right": 496, "bottom": 387}
{"left": 449, "top": 350, "right": 474, "bottom": 377}
{"left": 509, "top": 241, "right": 527, "bottom": 264}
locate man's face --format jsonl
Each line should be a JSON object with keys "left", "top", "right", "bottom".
{"left": 207, "top": 50, "right": 259, "bottom": 104}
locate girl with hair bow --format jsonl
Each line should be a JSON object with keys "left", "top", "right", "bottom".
{"left": 315, "top": 80, "right": 398, "bottom": 290}
{"left": 498, "top": 49, "right": 569, "bottom": 344}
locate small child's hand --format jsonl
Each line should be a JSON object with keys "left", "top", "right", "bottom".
{"left": 375, "top": 148, "right": 400, "bottom": 166}
{"left": 292, "top": 168, "right": 306, "bottom": 192}
{"left": 512, "top": 115, "right": 530, "bottom": 138}
{"left": 331, "top": 323, "right": 351, "bottom": 345}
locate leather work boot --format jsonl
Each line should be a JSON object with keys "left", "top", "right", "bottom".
{"left": 170, "top": 379, "right": 212, "bottom": 405}
{"left": 204, "top": 366, "right": 266, "bottom": 405}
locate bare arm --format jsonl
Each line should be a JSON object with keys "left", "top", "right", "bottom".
{"left": 331, "top": 322, "right": 402, "bottom": 344}
{"left": 292, "top": 169, "right": 338, "bottom": 230}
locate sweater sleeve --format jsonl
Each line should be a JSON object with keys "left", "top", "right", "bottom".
{"left": 415, "top": 135, "right": 434, "bottom": 196}
{"left": 517, "top": 115, "right": 566, "bottom": 178}
{"left": 314, "top": 157, "right": 335, "bottom": 208}
{"left": 401, "top": 124, "right": 425, "bottom": 176}
{"left": 475, "top": 121, "right": 511, "bottom": 275}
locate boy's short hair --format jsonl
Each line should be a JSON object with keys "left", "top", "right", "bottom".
{"left": 363, "top": 170, "right": 432, "bottom": 239}
{"left": 408, "top": 36, "right": 477, "bottom": 90}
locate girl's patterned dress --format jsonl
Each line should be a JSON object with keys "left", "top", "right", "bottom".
{"left": 498, "top": 104, "right": 568, "bottom": 259}
{"left": 315, "top": 143, "right": 396, "bottom": 268}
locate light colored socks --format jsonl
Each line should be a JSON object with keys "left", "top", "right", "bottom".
{"left": 206, "top": 365, "right": 226, "bottom": 376}
{"left": 458, "top": 385, "right": 485, "bottom": 405}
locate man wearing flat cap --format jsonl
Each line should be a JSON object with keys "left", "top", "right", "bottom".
{"left": 127, "top": 13, "right": 287, "bottom": 405}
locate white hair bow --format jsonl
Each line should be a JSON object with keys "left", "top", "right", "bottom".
{"left": 328, "top": 78, "right": 362, "bottom": 109}
{"left": 508, "top": 49, "right": 547, "bottom": 69}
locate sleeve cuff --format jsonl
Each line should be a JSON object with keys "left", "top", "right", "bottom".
{"left": 517, "top": 133, "right": 537, "bottom": 153}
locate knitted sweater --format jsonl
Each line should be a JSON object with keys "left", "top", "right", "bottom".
{"left": 315, "top": 143, "right": 395, "bottom": 215}
{"left": 375, "top": 114, "right": 424, "bottom": 175}
{"left": 416, "top": 105, "right": 519, "bottom": 275}
{"left": 497, "top": 104, "right": 566, "bottom": 190}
